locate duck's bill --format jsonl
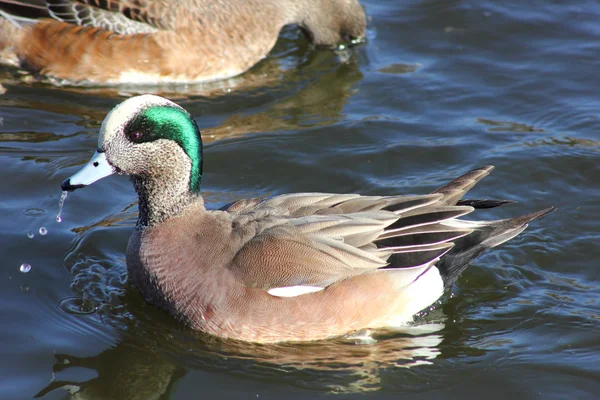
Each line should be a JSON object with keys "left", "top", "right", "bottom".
{"left": 61, "top": 151, "right": 115, "bottom": 192}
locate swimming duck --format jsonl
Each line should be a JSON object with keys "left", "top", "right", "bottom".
{"left": 0, "top": 0, "right": 366, "bottom": 84}
{"left": 61, "top": 95, "right": 554, "bottom": 343}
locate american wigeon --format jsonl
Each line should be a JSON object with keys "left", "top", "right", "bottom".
{"left": 0, "top": 0, "right": 366, "bottom": 84}
{"left": 61, "top": 95, "right": 554, "bottom": 343}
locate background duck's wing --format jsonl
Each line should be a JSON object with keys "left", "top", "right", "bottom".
{"left": 0, "top": 0, "right": 48, "bottom": 26}
{"left": 51, "top": 0, "right": 167, "bottom": 32}
{"left": 0, "top": 0, "right": 167, "bottom": 32}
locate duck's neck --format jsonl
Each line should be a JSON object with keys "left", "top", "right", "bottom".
{"left": 133, "top": 170, "right": 204, "bottom": 229}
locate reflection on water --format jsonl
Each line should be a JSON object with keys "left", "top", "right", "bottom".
{"left": 0, "top": 49, "right": 362, "bottom": 146}
{"left": 35, "top": 338, "right": 185, "bottom": 400}
{"left": 203, "top": 61, "right": 363, "bottom": 141}
{"left": 477, "top": 117, "right": 545, "bottom": 133}
{"left": 35, "top": 319, "right": 445, "bottom": 398}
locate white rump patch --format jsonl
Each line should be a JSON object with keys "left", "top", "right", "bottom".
{"left": 267, "top": 285, "right": 324, "bottom": 298}
{"left": 400, "top": 266, "right": 444, "bottom": 317}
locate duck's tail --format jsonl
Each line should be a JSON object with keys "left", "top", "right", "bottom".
{"left": 431, "top": 165, "right": 556, "bottom": 288}
{"left": 435, "top": 206, "right": 555, "bottom": 288}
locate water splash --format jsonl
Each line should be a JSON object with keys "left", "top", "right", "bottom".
{"left": 20, "top": 263, "right": 31, "bottom": 273}
{"left": 58, "top": 297, "right": 97, "bottom": 315}
{"left": 56, "top": 191, "right": 67, "bottom": 223}
{"left": 39, "top": 227, "right": 47, "bottom": 235}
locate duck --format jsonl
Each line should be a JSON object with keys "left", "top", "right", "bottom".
{"left": 0, "top": 0, "right": 366, "bottom": 84}
{"left": 61, "top": 95, "right": 555, "bottom": 343}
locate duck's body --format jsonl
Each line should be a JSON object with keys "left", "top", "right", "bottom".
{"left": 0, "top": 0, "right": 365, "bottom": 84}
{"left": 62, "top": 95, "right": 554, "bottom": 343}
{"left": 127, "top": 201, "right": 411, "bottom": 343}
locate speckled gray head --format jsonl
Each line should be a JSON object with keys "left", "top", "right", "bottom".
{"left": 61, "top": 94, "right": 204, "bottom": 194}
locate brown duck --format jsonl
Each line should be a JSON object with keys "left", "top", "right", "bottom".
{"left": 0, "top": 0, "right": 366, "bottom": 84}
{"left": 61, "top": 95, "right": 555, "bottom": 343}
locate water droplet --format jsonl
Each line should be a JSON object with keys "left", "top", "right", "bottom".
{"left": 39, "top": 227, "right": 47, "bottom": 235}
{"left": 26, "top": 232, "right": 34, "bottom": 239}
{"left": 20, "top": 263, "right": 31, "bottom": 273}
{"left": 56, "top": 191, "right": 68, "bottom": 223}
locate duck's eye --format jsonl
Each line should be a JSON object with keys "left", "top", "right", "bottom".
{"left": 128, "top": 131, "right": 143, "bottom": 143}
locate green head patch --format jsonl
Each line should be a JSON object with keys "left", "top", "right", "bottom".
{"left": 125, "top": 105, "right": 203, "bottom": 192}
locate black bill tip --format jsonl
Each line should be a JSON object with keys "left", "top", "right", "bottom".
{"left": 61, "top": 178, "right": 85, "bottom": 192}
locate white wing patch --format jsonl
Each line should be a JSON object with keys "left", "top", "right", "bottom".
{"left": 267, "top": 285, "right": 325, "bottom": 298}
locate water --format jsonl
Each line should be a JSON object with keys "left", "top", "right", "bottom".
{"left": 0, "top": 1, "right": 599, "bottom": 399}
{"left": 56, "top": 191, "right": 67, "bottom": 223}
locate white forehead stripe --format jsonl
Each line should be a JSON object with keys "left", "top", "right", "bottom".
{"left": 97, "top": 94, "right": 179, "bottom": 147}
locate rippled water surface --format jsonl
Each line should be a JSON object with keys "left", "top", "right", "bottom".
{"left": 1, "top": 1, "right": 599, "bottom": 399}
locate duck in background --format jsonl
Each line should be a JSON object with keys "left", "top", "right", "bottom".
{"left": 0, "top": 0, "right": 366, "bottom": 85}
{"left": 61, "top": 95, "right": 555, "bottom": 343}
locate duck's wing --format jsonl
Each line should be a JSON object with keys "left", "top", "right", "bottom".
{"left": 224, "top": 191, "right": 474, "bottom": 294}
{"left": 0, "top": 0, "right": 167, "bottom": 32}
{"left": 223, "top": 166, "right": 555, "bottom": 296}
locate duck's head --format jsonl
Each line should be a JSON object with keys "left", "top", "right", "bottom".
{"left": 298, "top": 0, "right": 367, "bottom": 47}
{"left": 61, "top": 95, "right": 203, "bottom": 195}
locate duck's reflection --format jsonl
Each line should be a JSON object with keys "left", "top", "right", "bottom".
{"left": 0, "top": 44, "right": 363, "bottom": 147}
{"left": 201, "top": 55, "right": 363, "bottom": 142}
{"left": 34, "top": 340, "right": 185, "bottom": 400}
{"left": 35, "top": 318, "right": 443, "bottom": 398}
